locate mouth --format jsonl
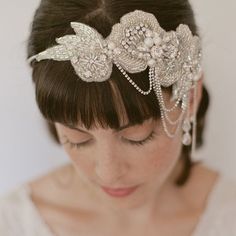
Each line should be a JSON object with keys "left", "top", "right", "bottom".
{"left": 100, "top": 185, "right": 140, "bottom": 197}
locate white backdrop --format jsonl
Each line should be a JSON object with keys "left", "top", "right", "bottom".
{"left": 0, "top": 0, "right": 235, "bottom": 195}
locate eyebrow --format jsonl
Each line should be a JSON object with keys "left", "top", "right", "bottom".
{"left": 65, "top": 122, "right": 138, "bottom": 134}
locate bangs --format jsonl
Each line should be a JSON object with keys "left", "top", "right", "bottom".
{"left": 34, "top": 60, "right": 162, "bottom": 130}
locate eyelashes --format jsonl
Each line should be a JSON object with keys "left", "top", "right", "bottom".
{"left": 62, "top": 131, "right": 157, "bottom": 150}
{"left": 123, "top": 130, "right": 157, "bottom": 146}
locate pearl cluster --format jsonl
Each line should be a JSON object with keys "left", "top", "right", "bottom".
{"left": 135, "top": 29, "right": 179, "bottom": 69}
{"left": 138, "top": 29, "right": 163, "bottom": 65}
{"left": 119, "top": 22, "right": 164, "bottom": 68}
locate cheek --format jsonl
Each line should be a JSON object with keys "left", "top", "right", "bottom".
{"left": 141, "top": 134, "right": 182, "bottom": 177}
{"left": 63, "top": 146, "right": 97, "bottom": 178}
{"left": 65, "top": 151, "right": 96, "bottom": 185}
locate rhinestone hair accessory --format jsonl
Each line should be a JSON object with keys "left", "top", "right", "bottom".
{"left": 28, "top": 10, "right": 203, "bottom": 158}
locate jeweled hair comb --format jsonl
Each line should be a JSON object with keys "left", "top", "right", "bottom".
{"left": 28, "top": 10, "right": 203, "bottom": 157}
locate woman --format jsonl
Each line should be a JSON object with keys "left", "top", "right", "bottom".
{"left": 1, "top": 0, "right": 236, "bottom": 235}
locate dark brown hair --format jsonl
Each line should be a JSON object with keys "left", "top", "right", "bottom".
{"left": 27, "top": 0, "right": 210, "bottom": 186}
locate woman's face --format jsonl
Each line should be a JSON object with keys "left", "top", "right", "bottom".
{"left": 55, "top": 114, "right": 183, "bottom": 208}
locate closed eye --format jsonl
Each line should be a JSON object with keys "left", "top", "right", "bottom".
{"left": 62, "top": 131, "right": 157, "bottom": 150}
{"left": 123, "top": 130, "right": 157, "bottom": 146}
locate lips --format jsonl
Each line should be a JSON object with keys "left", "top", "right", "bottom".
{"left": 101, "top": 185, "right": 139, "bottom": 197}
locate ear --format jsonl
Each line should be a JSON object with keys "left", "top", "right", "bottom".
{"left": 188, "top": 73, "right": 204, "bottom": 116}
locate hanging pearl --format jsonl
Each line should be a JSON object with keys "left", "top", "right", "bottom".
{"left": 182, "top": 132, "right": 192, "bottom": 146}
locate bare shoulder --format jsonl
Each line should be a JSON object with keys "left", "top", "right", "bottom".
{"left": 27, "top": 164, "right": 75, "bottom": 205}
{"left": 190, "top": 162, "right": 220, "bottom": 185}
{"left": 27, "top": 165, "right": 104, "bottom": 235}
{"left": 181, "top": 162, "right": 220, "bottom": 208}
{"left": 187, "top": 164, "right": 236, "bottom": 235}
{"left": 191, "top": 162, "right": 219, "bottom": 177}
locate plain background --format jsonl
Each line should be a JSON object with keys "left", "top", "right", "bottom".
{"left": 0, "top": 0, "right": 235, "bottom": 195}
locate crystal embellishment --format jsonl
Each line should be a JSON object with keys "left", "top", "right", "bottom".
{"left": 27, "top": 10, "right": 203, "bottom": 146}
{"left": 28, "top": 10, "right": 202, "bottom": 85}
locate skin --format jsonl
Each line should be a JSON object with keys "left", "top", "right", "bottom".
{"left": 28, "top": 78, "right": 219, "bottom": 236}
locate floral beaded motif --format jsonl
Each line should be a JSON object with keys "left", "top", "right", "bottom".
{"left": 31, "top": 10, "right": 201, "bottom": 85}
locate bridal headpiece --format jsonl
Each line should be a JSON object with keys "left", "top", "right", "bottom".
{"left": 28, "top": 10, "right": 202, "bottom": 157}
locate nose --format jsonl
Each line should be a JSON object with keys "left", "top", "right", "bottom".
{"left": 95, "top": 147, "right": 129, "bottom": 186}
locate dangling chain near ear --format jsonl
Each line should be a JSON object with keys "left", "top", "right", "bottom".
{"left": 182, "top": 96, "right": 192, "bottom": 146}
{"left": 114, "top": 61, "right": 196, "bottom": 142}
{"left": 179, "top": 80, "right": 199, "bottom": 160}
{"left": 190, "top": 81, "right": 199, "bottom": 159}
{"left": 114, "top": 61, "right": 200, "bottom": 161}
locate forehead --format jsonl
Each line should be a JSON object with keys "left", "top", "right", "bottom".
{"left": 62, "top": 117, "right": 156, "bottom": 133}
